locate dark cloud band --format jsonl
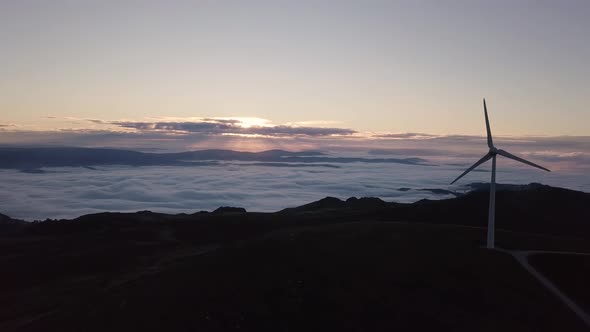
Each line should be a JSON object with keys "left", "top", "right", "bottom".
{"left": 111, "top": 119, "right": 356, "bottom": 137}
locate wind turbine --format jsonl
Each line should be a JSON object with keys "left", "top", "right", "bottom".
{"left": 451, "top": 99, "right": 550, "bottom": 249}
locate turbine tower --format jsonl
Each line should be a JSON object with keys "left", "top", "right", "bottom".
{"left": 451, "top": 99, "right": 550, "bottom": 249}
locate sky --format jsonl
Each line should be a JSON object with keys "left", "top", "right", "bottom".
{"left": 1, "top": 1, "right": 590, "bottom": 219}
{"left": 1, "top": 0, "right": 589, "bottom": 139}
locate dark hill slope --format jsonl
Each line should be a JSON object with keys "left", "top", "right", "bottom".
{"left": 1, "top": 221, "right": 588, "bottom": 331}
{"left": 278, "top": 184, "right": 590, "bottom": 239}
{"left": 0, "top": 184, "right": 589, "bottom": 331}
{"left": 395, "top": 184, "right": 590, "bottom": 238}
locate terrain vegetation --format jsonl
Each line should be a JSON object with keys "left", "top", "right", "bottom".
{"left": 0, "top": 183, "right": 589, "bottom": 331}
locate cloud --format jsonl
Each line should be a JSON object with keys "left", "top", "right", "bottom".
{"left": 64, "top": 117, "right": 355, "bottom": 138}
{"left": 284, "top": 120, "right": 342, "bottom": 126}
{"left": 249, "top": 125, "right": 355, "bottom": 137}
{"left": 368, "top": 148, "right": 468, "bottom": 157}
{"left": 87, "top": 119, "right": 109, "bottom": 124}
{"left": 114, "top": 121, "right": 234, "bottom": 133}
{"left": 0, "top": 124, "right": 588, "bottom": 172}
{"left": 0, "top": 124, "right": 17, "bottom": 132}
{"left": 0, "top": 163, "right": 476, "bottom": 220}
{"left": 110, "top": 119, "right": 356, "bottom": 137}
{"left": 521, "top": 150, "right": 590, "bottom": 163}
{"left": 200, "top": 118, "right": 242, "bottom": 125}
{"left": 0, "top": 156, "right": 584, "bottom": 221}
{"left": 372, "top": 132, "right": 440, "bottom": 140}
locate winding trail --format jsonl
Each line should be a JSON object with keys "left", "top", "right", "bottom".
{"left": 495, "top": 248, "right": 590, "bottom": 328}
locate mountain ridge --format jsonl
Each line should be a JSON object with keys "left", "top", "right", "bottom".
{"left": 0, "top": 147, "right": 431, "bottom": 169}
{"left": 3, "top": 183, "right": 588, "bottom": 240}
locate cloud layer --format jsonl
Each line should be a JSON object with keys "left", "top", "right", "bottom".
{"left": 0, "top": 158, "right": 585, "bottom": 221}
{"left": 0, "top": 116, "right": 588, "bottom": 221}
{"left": 1, "top": 115, "right": 589, "bottom": 169}
{"left": 110, "top": 118, "right": 357, "bottom": 137}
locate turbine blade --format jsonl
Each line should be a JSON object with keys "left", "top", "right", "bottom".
{"left": 484, "top": 98, "right": 494, "bottom": 148}
{"left": 450, "top": 153, "right": 493, "bottom": 184}
{"left": 497, "top": 149, "right": 551, "bottom": 172}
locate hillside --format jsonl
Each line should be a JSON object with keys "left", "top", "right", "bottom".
{"left": 0, "top": 184, "right": 589, "bottom": 331}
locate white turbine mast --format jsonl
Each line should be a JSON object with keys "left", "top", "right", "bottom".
{"left": 451, "top": 99, "right": 550, "bottom": 249}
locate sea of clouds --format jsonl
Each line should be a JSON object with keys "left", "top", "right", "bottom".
{"left": 1, "top": 159, "right": 587, "bottom": 221}
{"left": 2, "top": 123, "right": 589, "bottom": 220}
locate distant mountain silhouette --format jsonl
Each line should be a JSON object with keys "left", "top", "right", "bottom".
{"left": 213, "top": 206, "right": 247, "bottom": 214}
{"left": 0, "top": 147, "right": 431, "bottom": 170}
{"left": 0, "top": 213, "right": 26, "bottom": 234}
{"left": 0, "top": 213, "right": 12, "bottom": 223}
{"left": 280, "top": 196, "right": 389, "bottom": 213}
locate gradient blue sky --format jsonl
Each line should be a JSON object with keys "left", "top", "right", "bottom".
{"left": 1, "top": 0, "right": 589, "bottom": 138}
